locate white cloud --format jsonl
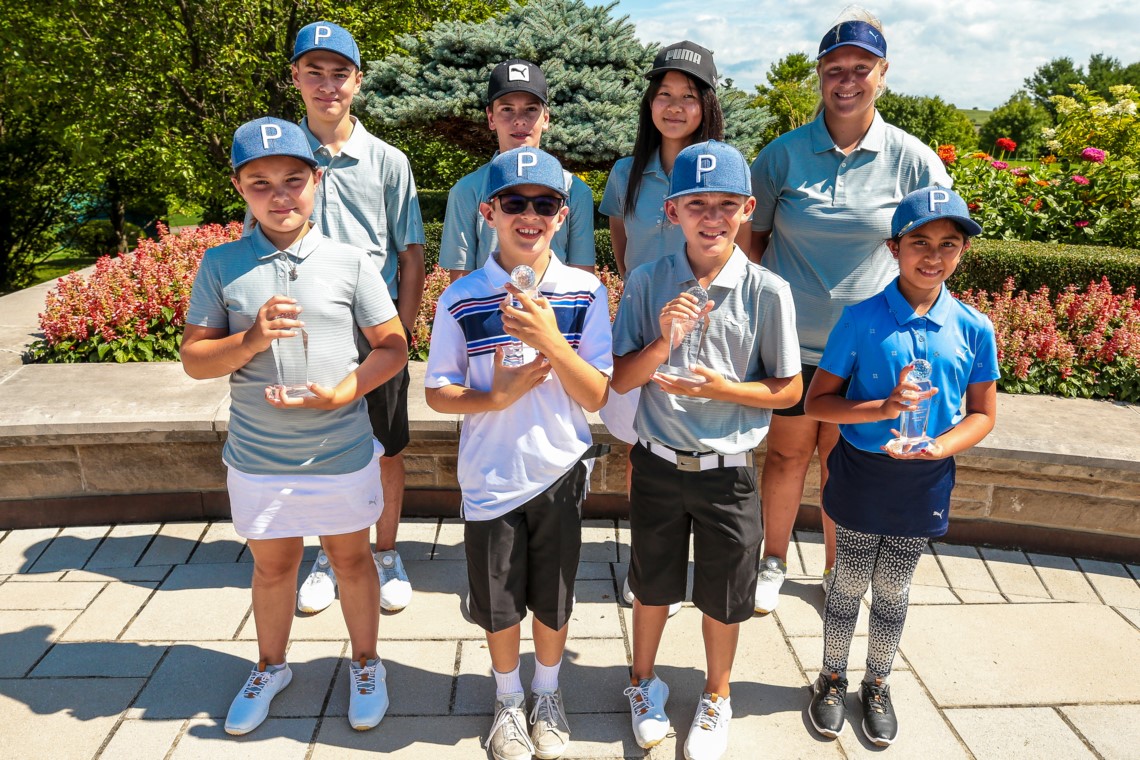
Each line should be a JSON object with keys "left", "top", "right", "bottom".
{"left": 597, "top": 0, "right": 1140, "bottom": 108}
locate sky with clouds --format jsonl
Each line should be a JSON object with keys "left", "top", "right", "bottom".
{"left": 592, "top": 0, "right": 1140, "bottom": 109}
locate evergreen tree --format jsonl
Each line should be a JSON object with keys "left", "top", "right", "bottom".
{"left": 360, "top": 0, "right": 770, "bottom": 171}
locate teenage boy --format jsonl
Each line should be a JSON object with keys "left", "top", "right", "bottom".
{"left": 440, "top": 59, "right": 595, "bottom": 281}
{"left": 288, "top": 21, "right": 426, "bottom": 615}
{"left": 425, "top": 147, "right": 612, "bottom": 760}
{"left": 611, "top": 140, "right": 802, "bottom": 760}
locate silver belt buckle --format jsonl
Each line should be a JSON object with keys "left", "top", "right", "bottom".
{"left": 675, "top": 453, "right": 703, "bottom": 472}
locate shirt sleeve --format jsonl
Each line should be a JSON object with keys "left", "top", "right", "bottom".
{"left": 749, "top": 147, "right": 781, "bottom": 233}
{"left": 758, "top": 279, "right": 802, "bottom": 380}
{"left": 565, "top": 175, "right": 597, "bottom": 267}
{"left": 910, "top": 141, "right": 954, "bottom": 190}
{"left": 186, "top": 249, "right": 228, "bottom": 329}
{"left": 352, "top": 249, "right": 398, "bottom": 327}
{"left": 439, "top": 177, "right": 476, "bottom": 271}
{"left": 599, "top": 159, "right": 630, "bottom": 218}
{"left": 424, "top": 289, "right": 468, "bottom": 388}
{"left": 969, "top": 316, "right": 1001, "bottom": 384}
{"left": 383, "top": 150, "right": 426, "bottom": 251}
{"left": 817, "top": 305, "right": 860, "bottom": 381}
{"left": 611, "top": 267, "right": 652, "bottom": 357}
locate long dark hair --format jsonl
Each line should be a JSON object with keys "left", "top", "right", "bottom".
{"left": 623, "top": 72, "right": 724, "bottom": 215}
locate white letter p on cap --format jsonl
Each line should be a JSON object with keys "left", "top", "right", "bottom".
{"left": 260, "top": 124, "right": 282, "bottom": 149}
{"left": 928, "top": 189, "right": 951, "bottom": 211}
{"left": 314, "top": 25, "right": 332, "bottom": 45}
{"left": 517, "top": 151, "right": 538, "bottom": 177}
{"left": 696, "top": 154, "right": 717, "bottom": 184}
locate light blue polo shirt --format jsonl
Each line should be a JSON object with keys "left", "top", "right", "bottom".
{"left": 301, "top": 117, "right": 426, "bottom": 299}
{"left": 818, "top": 278, "right": 1000, "bottom": 453}
{"left": 439, "top": 157, "right": 596, "bottom": 271}
{"left": 599, "top": 152, "right": 686, "bottom": 276}
{"left": 750, "top": 110, "right": 951, "bottom": 364}
{"left": 186, "top": 227, "right": 397, "bottom": 475}
{"left": 612, "top": 247, "right": 801, "bottom": 455}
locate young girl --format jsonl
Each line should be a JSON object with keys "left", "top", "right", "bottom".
{"left": 598, "top": 41, "right": 725, "bottom": 615}
{"left": 803, "top": 186, "right": 999, "bottom": 747}
{"left": 181, "top": 117, "right": 408, "bottom": 735}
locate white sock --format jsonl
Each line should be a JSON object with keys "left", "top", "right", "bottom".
{"left": 493, "top": 662, "right": 523, "bottom": 696}
{"left": 531, "top": 656, "right": 562, "bottom": 693}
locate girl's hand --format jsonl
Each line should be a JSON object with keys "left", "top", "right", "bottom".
{"left": 657, "top": 292, "right": 713, "bottom": 348}
{"left": 879, "top": 363, "right": 938, "bottom": 420}
{"left": 264, "top": 382, "right": 345, "bottom": 410}
{"left": 244, "top": 295, "right": 304, "bottom": 355}
{"left": 881, "top": 432, "right": 946, "bottom": 460}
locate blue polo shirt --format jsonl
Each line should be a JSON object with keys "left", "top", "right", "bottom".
{"left": 817, "top": 278, "right": 1000, "bottom": 453}
{"left": 439, "top": 157, "right": 596, "bottom": 271}
{"left": 750, "top": 111, "right": 951, "bottom": 364}
{"left": 600, "top": 152, "right": 686, "bottom": 276}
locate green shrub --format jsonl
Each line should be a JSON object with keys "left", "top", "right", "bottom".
{"left": 595, "top": 228, "right": 615, "bottom": 273}
{"left": 424, "top": 222, "right": 442, "bottom": 270}
{"left": 950, "top": 239, "right": 1140, "bottom": 294}
{"left": 67, "top": 219, "right": 144, "bottom": 258}
{"left": 418, "top": 189, "right": 449, "bottom": 223}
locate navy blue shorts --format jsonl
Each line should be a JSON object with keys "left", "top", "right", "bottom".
{"left": 823, "top": 436, "right": 955, "bottom": 538}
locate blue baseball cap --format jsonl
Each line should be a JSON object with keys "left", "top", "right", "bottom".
{"left": 484, "top": 147, "right": 568, "bottom": 201}
{"left": 891, "top": 187, "right": 983, "bottom": 238}
{"left": 818, "top": 20, "right": 887, "bottom": 59}
{"left": 231, "top": 117, "right": 318, "bottom": 171}
{"left": 292, "top": 21, "right": 360, "bottom": 68}
{"left": 666, "top": 140, "right": 751, "bottom": 200}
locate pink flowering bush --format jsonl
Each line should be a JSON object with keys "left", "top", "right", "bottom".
{"left": 26, "top": 223, "right": 243, "bottom": 363}
{"left": 409, "top": 265, "right": 451, "bottom": 361}
{"left": 956, "top": 278, "right": 1140, "bottom": 401}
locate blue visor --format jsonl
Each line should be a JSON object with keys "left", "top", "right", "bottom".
{"left": 818, "top": 20, "right": 887, "bottom": 59}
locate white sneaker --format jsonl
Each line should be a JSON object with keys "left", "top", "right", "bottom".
{"left": 622, "top": 574, "right": 682, "bottom": 618}
{"left": 683, "top": 692, "right": 732, "bottom": 760}
{"left": 347, "top": 657, "right": 389, "bottom": 730}
{"left": 754, "top": 556, "right": 787, "bottom": 614}
{"left": 486, "top": 691, "right": 534, "bottom": 760}
{"left": 224, "top": 661, "right": 292, "bottom": 735}
{"left": 530, "top": 688, "right": 571, "bottom": 759}
{"left": 375, "top": 550, "right": 412, "bottom": 612}
{"left": 297, "top": 551, "right": 336, "bottom": 614}
{"left": 624, "top": 676, "right": 670, "bottom": 749}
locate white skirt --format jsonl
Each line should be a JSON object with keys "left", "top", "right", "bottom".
{"left": 598, "top": 387, "right": 640, "bottom": 445}
{"left": 226, "top": 441, "right": 383, "bottom": 540}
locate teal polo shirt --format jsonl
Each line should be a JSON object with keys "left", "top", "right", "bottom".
{"left": 186, "top": 227, "right": 397, "bottom": 475}
{"left": 818, "top": 278, "right": 1000, "bottom": 453}
{"left": 439, "top": 156, "right": 596, "bottom": 271}
{"left": 612, "top": 247, "right": 801, "bottom": 455}
{"left": 301, "top": 117, "right": 426, "bottom": 299}
{"left": 750, "top": 110, "right": 951, "bottom": 364}
{"left": 600, "top": 152, "right": 686, "bottom": 276}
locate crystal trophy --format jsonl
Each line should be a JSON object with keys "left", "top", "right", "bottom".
{"left": 271, "top": 260, "right": 314, "bottom": 399}
{"left": 886, "top": 359, "right": 934, "bottom": 454}
{"left": 655, "top": 285, "right": 710, "bottom": 384}
{"left": 502, "top": 264, "right": 538, "bottom": 367}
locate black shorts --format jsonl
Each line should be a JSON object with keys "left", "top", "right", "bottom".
{"left": 464, "top": 462, "right": 587, "bottom": 633}
{"left": 628, "top": 443, "right": 763, "bottom": 625}
{"left": 774, "top": 364, "right": 851, "bottom": 417}
{"left": 365, "top": 363, "right": 411, "bottom": 457}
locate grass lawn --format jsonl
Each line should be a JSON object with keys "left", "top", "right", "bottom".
{"left": 28, "top": 250, "right": 102, "bottom": 288}
{"left": 959, "top": 108, "right": 992, "bottom": 130}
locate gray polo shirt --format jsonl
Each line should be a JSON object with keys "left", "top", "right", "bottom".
{"left": 186, "top": 227, "right": 397, "bottom": 475}
{"left": 750, "top": 110, "right": 951, "bottom": 364}
{"left": 612, "top": 247, "right": 801, "bottom": 455}
{"left": 301, "top": 117, "right": 426, "bottom": 299}
{"left": 439, "top": 157, "right": 596, "bottom": 271}
{"left": 599, "top": 152, "right": 686, "bottom": 276}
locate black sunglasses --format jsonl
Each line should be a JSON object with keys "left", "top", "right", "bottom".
{"left": 494, "top": 193, "right": 564, "bottom": 217}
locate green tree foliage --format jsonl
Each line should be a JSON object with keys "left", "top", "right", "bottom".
{"left": 978, "top": 91, "right": 1050, "bottom": 158}
{"left": 1026, "top": 54, "right": 1140, "bottom": 118}
{"left": 750, "top": 53, "right": 819, "bottom": 147}
{"left": 360, "top": 0, "right": 770, "bottom": 171}
{"left": 876, "top": 91, "right": 978, "bottom": 151}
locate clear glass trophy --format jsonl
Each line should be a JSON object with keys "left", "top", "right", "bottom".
{"left": 886, "top": 359, "right": 933, "bottom": 454}
{"left": 502, "top": 264, "right": 538, "bottom": 367}
{"left": 655, "top": 285, "right": 710, "bottom": 384}
{"left": 271, "top": 261, "right": 314, "bottom": 399}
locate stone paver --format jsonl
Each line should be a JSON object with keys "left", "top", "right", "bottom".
{"left": 0, "top": 521, "right": 1137, "bottom": 759}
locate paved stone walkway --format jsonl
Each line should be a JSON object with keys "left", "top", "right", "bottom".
{"left": 1, "top": 520, "right": 1138, "bottom": 759}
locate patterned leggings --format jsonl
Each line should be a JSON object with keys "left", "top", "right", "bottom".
{"left": 822, "top": 524, "right": 928, "bottom": 680}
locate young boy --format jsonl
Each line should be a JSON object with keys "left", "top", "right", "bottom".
{"left": 611, "top": 140, "right": 802, "bottom": 760}
{"left": 440, "top": 58, "right": 595, "bottom": 281}
{"left": 181, "top": 117, "right": 408, "bottom": 734}
{"left": 288, "top": 21, "right": 426, "bottom": 615}
{"left": 425, "top": 147, "right": 612, "bottom": 760}
{"left": 803, "top": 186, "right": 998, "bottom": 746}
